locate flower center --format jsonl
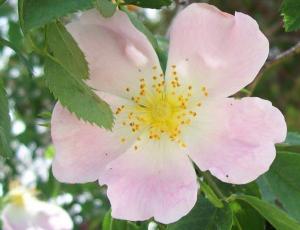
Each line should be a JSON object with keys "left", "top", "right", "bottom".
{"left": 151, "top": 100, "right": 172, "bottom": 121}
{"left": 9, "top": 193, "right": 25, "bottom": 206}
{"left": 115, "top": 64, "right": 208, "bottom": 149}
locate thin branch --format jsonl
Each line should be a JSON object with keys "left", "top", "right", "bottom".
{"left": 247, "top": 41, "right": 300, "bottom": 96}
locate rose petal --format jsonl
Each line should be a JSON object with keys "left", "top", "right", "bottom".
{"left": 167, "top": 3, "right": 269, "bottom": 97}
{"left": 187, "top": 97, "right": 286, "bottom": 184}
{"left": 1, "top": 200, "right": 73, "bottom": 230}
{"left": 51, "top": 93, "right": 135, "bottom": 183}
{"left": 99, "top": 138, "right": 198, "bottom": 224}
{"left": 67, "top": 10, "right": 161, "bottom": 98}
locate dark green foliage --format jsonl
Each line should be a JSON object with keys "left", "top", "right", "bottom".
{"left": 281, "top": 0, "right": 300, "bottom": 31}
{"left": 96, "top": 0, "right": 117, "bottom": 18}
{"left": 168, "top": 196, "right": 233, "bottom": 230}
{"left": 230, "top": 201, "right": 265, "bottom": 230}
{"left": 258, "top": 152, "right": 300, "bottom": 222}
{"left": 0, "top": 79, "right": 11, "bottom": 157}
{"left": 102, "top": 211, "right": 141, "bottom": 230}
{"left": 19, "top": 0, "right": 94, "bottom": 32}
{"left": 233, "top": 195, "right": 300, "bottom": 230}
{"left": 279, "top": 132, "right": 300, "bottom": 147}
{"left": 123, "top": 0, "right": 172, "bottom": 9}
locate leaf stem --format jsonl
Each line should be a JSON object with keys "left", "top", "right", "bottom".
{"left": 202, "top": 171, "right": 227, "bottom": 201}
{"left": 0, "top": 37, "right": 33, "bottom": 76}
{"left": 247, "top": 41, "right": 300, "bottom": 96}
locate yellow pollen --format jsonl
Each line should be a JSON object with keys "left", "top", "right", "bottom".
{"left": 9, "top": 193, "right": 25, "bottom": 207}
{"left": 115, "top": 65, "right": 209, "bottom": 148}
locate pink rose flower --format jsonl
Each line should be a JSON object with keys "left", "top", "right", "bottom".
{"left": 1, "top": 187, "right": 73, "bottom": 230}
{"left": 51, "top": 3, "right": 287, "bottom": 224}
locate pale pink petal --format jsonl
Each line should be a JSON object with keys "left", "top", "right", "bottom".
{"left": 187, "top": 97, "right": 286, "bottom": 184}
{"left": 67, "top": 9, "right": 161, "bottom": 98}
{"left": 99, "top": 139, "right": 198, "bottom": 224}
{"left": 167, "top": 3, "right": 269, "bottom": 97}
{"left": 1, "top": 200, "right": 73, "bottom": 230}
{"left": 51, "top": 93, "right": 135, "bottom": 183}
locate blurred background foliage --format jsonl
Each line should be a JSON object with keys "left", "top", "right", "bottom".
{"left": 0, "top": 0, "right": 300, "bottom": 229}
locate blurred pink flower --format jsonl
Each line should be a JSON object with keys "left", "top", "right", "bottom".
{"left": 1, "top": 187, "right": 73, "bottom": 230}
{"left": 51, "top": 3, "right": 287, "bottom": 224}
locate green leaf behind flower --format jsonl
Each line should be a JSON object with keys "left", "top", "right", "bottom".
{"left": 168, "top": 196, "right": 233, "bottom": 230}
{"left": 123, "top": 0, "right": 172, "bottom": 9}
{"left": 232, "top": 195, "right": 300, "bottom": 230}
{"left": 258, "top": 151, "right": 300, "bottom": 222}
{"left": 0, "top": 78, "right": 11, "bottom": 158}
{"left": 96, "top": 0, "right": 117, "bottom": 18}
{"left": 281, "top": 0, "right": 300, "bottom": 32}
{"left": 102, "top": 210, "right": 141, "bottom": 230}
{"left": 18, "top": 0, "right": 94, "bottom": 32}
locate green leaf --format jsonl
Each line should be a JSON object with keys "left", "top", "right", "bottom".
{"left": 44, "top": 145, "right": 55, "bottom": 159}
{"left": 0, "top": 0, "right": 6, "bottom": 6}
{"left": 102, "top": 210, "right": 139, "bottom": 230}
{"left": 232, "top": 195, "right": 300, "bottom": 230}
{"left": 168, "top": 196, "right": 233, "bottom": 230}
{"left": 279, "top": 132, "right": 300, "bottom": 147}
{"left": 44, "top": 55, "right": 114, "bottom": 129}
{"left": 258, "top": 152, "right": 300, "bottom": 222}
{"left": 121, "top": 7, "right": 167, "bottom": 72}
{"left": 123, "top": 0, "right": 172, "bottom": 9}
{"left": 0, "top": 79, "right": 11, "bottom": 158}
{"left": 208, "top": 177, "right": 265, "bottom": 230}
{"left": 19, "top": 0, "right": 94, "bottom": 32}
{"left": 200, "top": 180, "right": 224, "bottom": 208}
{"left": 96, "top": 0, "right": 117, "bottom": 18}
{"left": 46, "top": 22, "right": 89, "bottom": 80}
{"left": 281, "top": 0, "right": 300, "bottom": 32}
{"left": 230, "top": 201, "right": 265, "bottom": 230}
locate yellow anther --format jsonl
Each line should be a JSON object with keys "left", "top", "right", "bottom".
{"left": 117, "top": 72, "right": 207, "bottom": 148}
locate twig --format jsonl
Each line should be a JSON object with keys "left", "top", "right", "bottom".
{"left": 247, "top": 41, "right": 300, "bottom": 96}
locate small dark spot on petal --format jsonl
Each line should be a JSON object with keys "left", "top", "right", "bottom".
{"left": 226, "top": 174, "right": 229, "bottom": 178}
